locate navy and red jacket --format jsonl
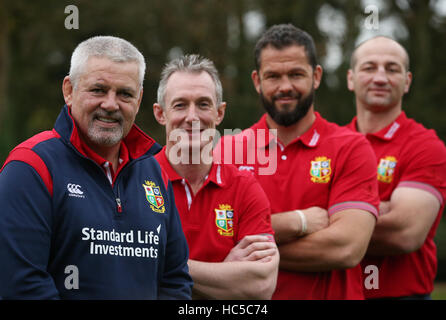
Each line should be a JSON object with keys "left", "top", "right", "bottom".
{"left": 0, "top": 105, "right": 192, "bottom": 299}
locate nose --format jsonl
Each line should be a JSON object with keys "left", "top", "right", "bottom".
{"left": 101, "top": 91, "right": 119, "bottom": 112}
{"left": 372, "top": 66, "right": 389, "bottom": 85}
{"left": 278, "top": 76, "right": 294, "bottom": 94}
{"left": 185, "top": 104, "right": 200, "bottom": 123}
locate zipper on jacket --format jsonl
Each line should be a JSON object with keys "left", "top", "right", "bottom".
{"left": 69, "top": 144, "right": 130, "bottom": 216}
{"left": 116, "top": 184, "right": 122, "bottom": 214}
{"left": 116, "top": 198, "right": 122, "bottom": 213}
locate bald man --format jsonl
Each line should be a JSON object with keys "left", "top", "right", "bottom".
{"left": 346, "top": 36, "right": 446, "bottom": 299}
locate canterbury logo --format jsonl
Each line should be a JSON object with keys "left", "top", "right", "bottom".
{"left": 67, "top": 183, "right": 85, "bottom": 198}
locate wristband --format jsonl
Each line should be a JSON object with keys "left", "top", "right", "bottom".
{"left": 295, "top": 210, "right": 307, "bottom": 235}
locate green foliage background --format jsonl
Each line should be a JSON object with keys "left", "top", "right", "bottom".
{"left": 1, "top": 0, "right": 446, "bottom": 282}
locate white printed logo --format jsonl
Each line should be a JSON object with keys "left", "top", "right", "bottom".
{"left": 67, "top": 183, "right": 85, "bottom": 198}
{"left": 238, "top": 166, "right": 255, "bottom": 172}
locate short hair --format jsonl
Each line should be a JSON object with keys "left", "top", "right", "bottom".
{"left": 254, "top": 24, "right": 318, "bottom": 71}
{"left": 69, "top": 35, "right": 146, "bottom": 89}
{"left": 350, "top": 36, "right": 410, "bottom": 71}
{"left": 157, "top": 54, "right": 223, "bottom": 108}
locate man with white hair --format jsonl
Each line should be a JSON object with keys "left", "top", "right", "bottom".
{"left": 0, "top": 36, "right": 192, "bottom": 299}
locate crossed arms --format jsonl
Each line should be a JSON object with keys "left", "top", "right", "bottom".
{"left": 188, "top": 234, "right": 279, "bottom": 300}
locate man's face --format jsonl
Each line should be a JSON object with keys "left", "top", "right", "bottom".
{"left": 153, "top": 71, "right": 225, "bottom": 155}
{"left": 347, "top": 38, "right": 412, "bottom": 112}
{"left": 63, "top": 57, "right": 142, "bottom": 150}
{"left": 252, "top": 45, "right": 322, "bottom": 126}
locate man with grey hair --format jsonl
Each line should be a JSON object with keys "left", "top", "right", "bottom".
{"left": 0, "top": 36, "right": 192, "bottom": 299}
{"left": 153, "top": 54, "right": 279, "bottom": 299}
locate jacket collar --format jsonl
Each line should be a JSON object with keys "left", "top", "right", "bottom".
{"left": 54, "top": 105, "right": 161, "bottom": 162}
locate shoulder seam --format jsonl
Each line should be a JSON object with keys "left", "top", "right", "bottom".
{"left": 1, "top": 148, "right": 54, "bottom": 197}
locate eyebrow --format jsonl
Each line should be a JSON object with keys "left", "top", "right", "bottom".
{"left": 90, "top": 83, "right": 109, "bottom": 89}
{"left": 90, "top": 83, "right": 137, "bottom": 94}
{"left": 170, "top": 96, "right": 214, "bottom": 105}
{"left": 360, "top": 60, "right": 404, "bottom": 68}
{"left": 117, "top": 86, "right": 137, "bottom": 95}
{"left": 196, "top": 96, "right": 214, "bottom": 103}
{"left": 288, "top": 67, "right": 308, "bottom": 73}
{"left": 263, "top": 66, "right": 308, "bottom": 74}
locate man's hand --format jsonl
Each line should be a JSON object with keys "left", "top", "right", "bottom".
{"left": 304, "top": 206, "right": 329, "bottom": 234}
{"left": 272, "top": 206, "right": 329, "bottom": 244}
{"left": 189, "top": 234, "right": 279, "bottom": 299}
{"left": 224, "top": 234, "right": 277, "bottom": 263}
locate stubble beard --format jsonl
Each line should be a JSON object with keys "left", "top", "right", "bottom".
{"left": 87, "top": 110, "right": 126, "bottom": 147}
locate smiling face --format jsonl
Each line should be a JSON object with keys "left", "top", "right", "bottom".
{"left": 347, "top": 37, "right": 412, "bottom": 113}
{"left": 252, "top": 45, "right": 322, "bottom": 127}
{"left": 153, "top": 71, "right": 225, "bottom": 155}
{"left": 63, "top": 57, "right": 142, "bottom": 151}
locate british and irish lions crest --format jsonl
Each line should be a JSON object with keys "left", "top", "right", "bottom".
{"left": 310, "top": 156, "right": 332, "bottom": 183}
{"left": 215, "top": 204, "right": 234, "bottom": 237}
{"left": 377, "top": 156, "right": 397, "bottom": 183}
{"left": 142, "top": 180, "right": 165, "bottom": 213}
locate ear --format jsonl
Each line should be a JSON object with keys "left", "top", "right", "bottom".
{"left": 62, "top": 76, "right": 74, "bottom": 106}
{"left": 251, "top": 70, "right": 261, "bottom": 94}
{"left": 153, "top": 103, "right": 167, "bottom": 126}
{"left": 215, "top": 102, "right": 227, "bottom": 126}
{"left": 347, "top": 69, "right": 355, "bottom": 92}
{"left": 404, "top": 71, "right": 413, "bottom": 94}
{"left": 313, "top": 65, "right": 323, "bottom": 90}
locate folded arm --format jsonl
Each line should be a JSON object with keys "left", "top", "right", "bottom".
{"left": 271, "top": 206, "right": 329, "bottom": 244}
{"left": 188, "top": 235, "right": 279, "bottom": 300}
{"left": 366, "top": 186, "right": 440, "bottom": 256}
{"left": 278, "top": 209, "right": 376, "bottom": 272}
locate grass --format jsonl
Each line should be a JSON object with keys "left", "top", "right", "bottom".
{"left": 432, "top": 283, "right": 446, "bottom": 300}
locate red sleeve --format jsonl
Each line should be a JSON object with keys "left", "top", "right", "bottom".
{"left": 397, "top": 137, "right": 446, "bottom": 206}
{"left": 328, "top": 136, "right": 380, "bottom": 218}
{"left": 235, "top": 173, "right": 275, "bottom": 241}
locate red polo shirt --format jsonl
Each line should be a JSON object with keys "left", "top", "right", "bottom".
{"left": 347, "top": 111, "right": 446, "bottom": 298}
{"left": 215, "top": 112, "right": 380, "bottom": 299}
{"left": 155, "top": 147, "right": 274, "bottom": 262}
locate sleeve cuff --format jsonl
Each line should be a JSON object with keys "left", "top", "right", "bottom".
{"left": 328, "top": 201, "right": 378, "bottom": 218}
